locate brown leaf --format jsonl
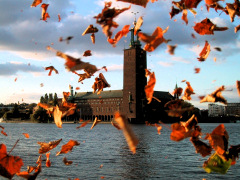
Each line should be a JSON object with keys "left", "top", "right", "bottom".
{"left": 193, "top": 18, "right": 228, "bottom": 35}
{"left": 0, "top": 144, "right": 24, "bottom": 179}
{"left": 138, "top": 26, "right": 170, "bottom": 52}
{"left": 236, "top": 80, "right": 240, "bottom": 96}
{"left": 37, "top": 138, "right": 62, "bottom": 154}
{"left": 116, "top": 0, "right": 157, "bottom": 8}
{"left": 91, "top": 117, "right": 101, "bottom": 130}
{"left": 41, "top": 4, "right": 50, "bottom": 21}
{"left": 92, "top": 73, "right": 110, "bottom": 95}
{"left": 31, "top": 0, "right": 42, "bottom": 7}
{"left": 56, "top": 140, "right": 80, "bottom": 156}
{"left": 45, "top": 66, "right": 59, "bottom": 76}
{"left": 145, "top": 69, "right": 156, "bottom": 104}
{"left": 198, "top": 41, "right": 211, "bottom": 62}
{"left": 108, "top": 25, "right": 130, "bottom": 47}
{"left": 200, "top": 85, "right": 227, "bottom": 104}
{"left": 190, "top": 137, "right": 212, "bottom": 157}
{"left": 63, "top": 157, "right": 73, "bottom": 165}
{"left": 182, "top": 81, "right": 195, "bottom": 100}
{"left": 114, "top": 112, "right": 139, "bottom": 154}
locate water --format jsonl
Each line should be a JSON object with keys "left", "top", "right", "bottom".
{"left": 0, "top": 123, "right": 240, "bottom": 180}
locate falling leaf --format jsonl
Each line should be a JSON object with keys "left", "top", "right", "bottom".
{"left": 55, "top": 50, "right": 98, "bottom": 74}
{"left": 182, "top": 9, "right": 188, "bottom": 25}
{"left": 108, "top": 25, "right": 130, "bottom": 47}
{"left": 191, "top": 33, "right": 196, "bottom": 38}
{"left": 172, "top": 87, "right": 183, "bottom": 97}
{"left": 236, "top": 80, "right": 240, "bottom": 96}
{"left": 82, "top": 24, "right": 98, "bottom": 36}
{"left": 167, "top": 45, "right": 177, "bottom": 55}
{"left": 194, "top": 67, "right": 200, "bottom": 73}
{"left": 76, "top": 120, "right": 91, "bottom": 129}
{"left": 53, "top": 105, "right": 63, "bottom": 128}
{"left": 91, "top": 33, "right": 95, "bottom": 44}
{"left": 134, "top": 16, "right": 143, "bottom": 35}
{"left": 56, "top": 140, "right": 80, "bottom": 156}
{"left": 45, "top": 66, "right": 59, "bottom": 76}
{"left": 31, "top": 0, "right": 42, "bottom": 7}
{"left": 58, "top": 14, "right": 61, "bottom": 22}
{"left": 41, "top": 4, "right": 50, "bottom": 21}
{"left": 114, "top": 112, "right": 139, "bottom": 154}
{"left": 63, "top": 157, "right": 73, "bottom": 165}
{"left": 111, "top": 120, "right": 121, "bottom": 130}
{"left": 40, "top": 83, "right": 44, "bottom": 87}
{"left": 92, "top": 73, "right": 111, "bottom": 95}
{"left": 83, "top": 50, "right": 92, "bottom": 57}
{"left": 205, "top": 124, "right": 229, "bottom": 155}
{"left": 214, "top": 47, "right": 221, "bottom": 51}
{"left": 182, "top": 81, "right": 195, "bottom": 100}
{"left": 94, "top": 2, "right": 131, "bottom": 39}
{"left": 91, "top": 117, "right": 101, "bottom": 130}
{"left": 22, "top": 133, "right": 29, "bottom": 139}
{"left": 193, "top": 18, "right": 228, "bottom": 35}
{"left": 200, "top": 85, "right": 227, "bottom": 104}
{"left": 138, "top": 26, "right": 170, "bottom": 52}
{"left": 235, "top": 24, "right": 240, "bottom": 33}
{"left": 170, "top": 114, "right": 198, "bottom": 141}
{"left": 164, "top": 99, "right": 194, "bottom": 117}
{"left": 116, "top": 0, "right": 157, "bottom": 8}
{"left": 1, "top": 130, "right": 7, "bottom": 136}
{"left": 0, "top": 144, "right": 24, "bottom": 179}
{"left": 14, "top": 77, "right": 17, "bottom": 82}
{"left": 145, "top": 69, "right": 156, "bottom": 104}
{"left": 198, "top": 41, "right": 211, "bottom": 62}
{"left": 190, "top": 137, "right": 212, "bottom": 157}
{"left": 45, "top": 152, "right": 51, "bottom": 167}
{"left": 37, "top": 138, "right": 62, "bottom": 154}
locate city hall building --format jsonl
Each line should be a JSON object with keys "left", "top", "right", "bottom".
{"left": 68, "top": 24, "right": 173, "bottom": 123}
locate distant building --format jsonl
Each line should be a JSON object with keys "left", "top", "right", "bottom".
{"left": 68, "top": 20, "right": 173, "bottom": 123}
{"left": 208, "top": 103, "right": 225, "bottom": 117}
{"left": 225, "top": 103, "right": 240, "bottom": 117}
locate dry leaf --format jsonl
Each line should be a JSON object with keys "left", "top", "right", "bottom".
{"left": 145, "top": 69, "right": 156, "bottom": 104}
{"left": 56, "top": 140, "right": 80, "bottom": 156}
{"left": 37, "top": 138, "right": 62, "bottom": 154}
{"left": 114, "top": 112, "right": 139, "bottom": 154}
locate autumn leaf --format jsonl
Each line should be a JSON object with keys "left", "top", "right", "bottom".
{"left": 145, "top": 69, "right": 156, "bottom": 104}
{"left": 182, "top": 81, "right": 195, "bottom": 100}
{"left": 41, "top": 4, "right": 50, "bottom": 21}
{"left": 58, "top": 14, "right": 61, "bottom": 22}
{"left": 53, "top": 105, "right": 63, "bottom": 128}
{"left": 190, "top": 137, "right": 212, "bottom": 157}
{"left": 164, "top": 99, "right": 194, "bottom": 117}
{"left": 134, "top": 16, "right": 143, "bottom": 35}
{"left": 91, "top": 117, "right": 101, "bottom": 130}
{"left": 182, "top": 9, "right": 188, "bottom": 25}
{"left": 1, "top": 130, "right": 7, "bottom": 136}
{"left": 94, "top": 2, "right": 130, "bottom": 39}
{"left": 236, "top": 80, "right": 240, "bottom": 97}
{"left": 92, "top": 73, "right": 110, "bottom": 95}
{"left": 194, "top": 67, "right": 200, "bottom": 73}
{"left": 205, "top": 124, "right": 229, "bottom": 156}
{"left": 116, "top": 0, "right": 157, "bottom": 8}
{"left": 172, "top": 87, "right": 183, "bottom": 97}
{"left": 56, "top": 140, "right": 80, "bottom": 156}
{"left": 63, "top": 157, "right": 73, "bottom": 165}
{"left": 83, "top": 50, "right": 92, "bottom": 57}
{"left": 114, "top": 112, "right": 139, "bottom": 154}
{"left": 31, "top": 0, "right": 42, "bottom": 7}
{"left": 108, "top": 25, "right": 130, "bottom": 47}
{"left": 0, "top": 144, "right": 24, "bottom": 179}
{"left": 138, "top": 26, "right": 170, "bottom": 52}
{"left": 200, "top": 85, "right": 227, "bottom": 104}
{"left": 22, "top": 133, "right": 29, "bottom": 139}
{"left": 167, "top": 44, "right": 177, "bottom": 55}
{"left": 37, "top": 138, "right": 62, "bottom": 154}
{"left": 198, "top": 41, "right": 211, "bottom": 62}
{"left": 45, "top": 66, "right": 59, "bottom": 76}
{"left": 45, "top": 152, "right": 51, "bottom": 167}
{"left": 82, "top": 24, "right": 98, "bottom": 36}
{"left": 76, "top": 120, "right": 91, "bottom": 129}
{"left": 111, "top": 120, "right": 121, "bottom": 130}
{"left": 193, "top": 18, "right": 228, "bottom": 35}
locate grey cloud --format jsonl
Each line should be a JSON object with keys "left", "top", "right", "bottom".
{"left": 0, "top": 62, "right": 44, "bottom": 76}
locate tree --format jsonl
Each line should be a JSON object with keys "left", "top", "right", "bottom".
{"left": 53, "top": 93, "right": 58, "bottom": 106}
{"left": 48, "top": 93, "right": 53, "bottom": 105}
{"left": 40, "top": 96, "right": 45, "bottom": 103}
{"left": 44, "top": 93, "right": 49, "bottom": 104}
{"left": 12, "top": 103, "right": 20, "bottom": 118}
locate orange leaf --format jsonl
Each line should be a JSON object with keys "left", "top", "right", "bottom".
{"left": 22, "top": 133, "right": 29, "bottom": 138}
{"left": 0, "top": 144, "right": 24, "bottom": 179}
{"left": 37, "top": 139, "right": 62, "bottom": 154}
{"left": 76, "top": 120, "right": 91, "bottom": 129}
{"left": 45, "top": 66, "right": 59, "bottom": 76}
{"left": 198, "top": 41, "right": 211, "bottom": 62}
{"left": 182, "top": 81, "right": 195, "bottom": 100}
{"left": 114, "top": 112, "right": 139, "bottom": 154}
{"left": 56, "top": 140, "right": 80, "bottom": 156}
{"left": 45, "top": 152, "right": 51, "bottom": 167}
{"left": 145, "top": 69, "right": 156, "bottom": 104}
{"left": 31, "top": 0, "right": 42, "bottom": 7}
{"left": 236, "top": 80, "right": 240, "bottom": 97}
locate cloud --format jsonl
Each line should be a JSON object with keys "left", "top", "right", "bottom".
{"left": 157, "top": 61, "right": 174, "bottom": 67}
{"left": 0, "top": 62, "right": 44, "bottom": 76}
{"left": 106, "top": 64, "right": 123, "bottom": 71}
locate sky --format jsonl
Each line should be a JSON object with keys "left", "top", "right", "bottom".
{"left": 0, "top": 0, "right": 239, "bottom": 109}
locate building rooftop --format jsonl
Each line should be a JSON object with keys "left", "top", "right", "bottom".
{"left": 71, "top": 89, "right": 173, "bottom": 100}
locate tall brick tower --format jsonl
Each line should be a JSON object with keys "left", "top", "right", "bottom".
{"left": 122, "top": 20, "right": 147, "bottom": 123}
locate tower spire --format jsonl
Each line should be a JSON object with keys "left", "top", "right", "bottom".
{"left": 129, "top": 12, "right": 141, "bottom": 48}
